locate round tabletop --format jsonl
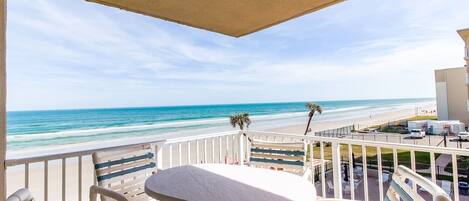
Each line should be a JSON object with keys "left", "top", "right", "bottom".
{"left": 145, "top": 164, "right": 316, "bottom": 201}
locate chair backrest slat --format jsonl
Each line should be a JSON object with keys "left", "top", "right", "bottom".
{"left": 249, "top": 140, "right": 306, "bottom": 174}
{"left": 92, "top": 144, "right": 155, "bottom": 201}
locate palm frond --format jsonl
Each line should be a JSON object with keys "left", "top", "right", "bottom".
{"left": 228, "top": 113, "right": 251, "bottom": 130}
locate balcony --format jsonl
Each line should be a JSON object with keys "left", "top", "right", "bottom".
{"left": 4, "top": 130, "right": 469, "bottom": 201}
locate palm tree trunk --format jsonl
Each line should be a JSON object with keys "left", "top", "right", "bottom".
{"left": 304, "top": 115, "right": 313, "bottom": 135}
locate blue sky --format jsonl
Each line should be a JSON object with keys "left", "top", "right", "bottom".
{"left": 6, "top": 0, "right": 469, "bottom": 111}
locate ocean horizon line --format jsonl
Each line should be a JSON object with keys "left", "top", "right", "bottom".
{"left": 7, "top": 97, "right": 435, "bottom": 113}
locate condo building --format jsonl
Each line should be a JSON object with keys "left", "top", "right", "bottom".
{"left": 461, "top": 28, "right": 469, "bottom": 93}
{"left": 435, "top": 28, "right": 469, "bottom": 124}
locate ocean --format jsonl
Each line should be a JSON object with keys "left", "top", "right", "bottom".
{"left": 7, "top": 98, "right": 434, "bottom": 151}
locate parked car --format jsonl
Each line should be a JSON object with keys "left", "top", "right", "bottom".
{"left": 458, "top": 131, "right": 469, "bottom": 141}
{"left": 409, "top": 129, "right": 425, "bottom": 139}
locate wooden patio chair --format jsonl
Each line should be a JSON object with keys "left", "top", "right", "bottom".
{"left": 90, "top": 144, "right": 157, "bottom": 201}
{"left": 385, "top": 165, "right": 451, "bottom": 201}
{"left": 248, "top": 140, "right": 312, "bottom": 181}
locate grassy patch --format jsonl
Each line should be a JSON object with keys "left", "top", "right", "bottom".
{"left": 309, "top": 145, "right": 431, "bottom": 169}
{"left": 445, "top": 156, "right": 469, "bottom": 174}
{"left": 408, "top": 116, "right": 438, "bottom": 121}
{"left": 378, "top": 125, "right": 408, "bottom": 134}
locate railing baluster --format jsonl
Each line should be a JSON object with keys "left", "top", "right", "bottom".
{"left": 377, "top": 147, "right": 383, "bottom": 201}
{"left": 410, "top": 150, "right": 416, "bottom": 192}
{"left": 452, "top": 154, "right": 459, "bottom": 201}
{"left": 361, "top": 145, "right": 368, "bottom": 201}
{"left": 62, "top": 158, "right": 66, "bottom": 201}
{"left": 44, "top": 160, "right": 49, "bottom": 201}
{"left": 24, "top": 163, "right": 29, "bottom": 188}
{"left": 204, "top": 139, "right": 208, "bottom": 163}
{"left": 156, "top": 144, "right": 163, "bottom": 170}
{"left": 196, "top": 140, "right": 200, "bottom": 164}
{"left": 225, "top": 135, "right": 229, "bottom": 164}
{"left": 320, "top": 141, "right": 326, "bottom": 197}
{"left": 78, "top": 156, "right": 82, "bottom": 201}
{"left": 392, "top": 148, "right": 398, "bottom": 172}
{"left": 169, "top": 144, "right": 173, "bottom": 168}
{"left": 331, "top": 142, "right": 342, "bottom": 199}
{"left": 212, "top": 138, "right": 215, "bottom": 163}
{"left": 309, "top": 140, "right": 315, "bottom": 184}
{"left": 178, "top": 143, "right": 182, "bottom": 166}
{"left": 239, "top": 133, "right": 244, "bottom": 166}
{"left": 187, "top": 141, "right": 191, "bottom": 165}
{"left": 348, "top": 144, "right": 355, "bottom": 200}
{"left": 430, "top": 151, "right": 436, "bottom": 183}
{"left": 232, "top": 135, "right": 236, "bottom": 163}
{"left": 219, "top": 137, "right": 222, "bottom": 163}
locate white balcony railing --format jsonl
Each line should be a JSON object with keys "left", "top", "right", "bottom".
{"left": 5, "top": 130, "right": 469, "bottom": 201}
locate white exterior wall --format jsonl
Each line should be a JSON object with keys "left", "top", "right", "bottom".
{"left": 435, "top": 82, "right": 449, "bottom": 120}
{"left": 407, "top": 120, "right": 428, "bottom": 131}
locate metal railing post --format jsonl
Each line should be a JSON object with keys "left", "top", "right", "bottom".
{"left": 239, "top": 131, "right": 244, "bottom": 166}
{"left": 156, "top": 143, "right": 164, "bottom": 170}
{"left": 331, "top": 142, "right": 342, "bottom": 199}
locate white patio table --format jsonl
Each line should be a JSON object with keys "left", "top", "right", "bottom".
{"left": 145, "top": 164, "right": 317, "bottom": 201}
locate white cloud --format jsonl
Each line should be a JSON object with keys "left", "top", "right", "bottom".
{"left": 5, "top": 0, "right": 469, "bottom": 110}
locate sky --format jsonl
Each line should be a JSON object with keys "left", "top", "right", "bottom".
{"left": 5, "top": 0, "right": 469, "bottom": 111}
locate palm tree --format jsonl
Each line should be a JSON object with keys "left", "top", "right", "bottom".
{"left": 304, "top": 102, "right": 322, "bottom": 135}
{"left": 229, "top": 113, "right": 252, "bottom": 163}
{"left": 229, "top": 113, "right": 251, "bottom": 131}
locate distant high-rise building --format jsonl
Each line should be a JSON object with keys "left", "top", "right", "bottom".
{"left": 434, "top": 28, "right": 469, "bottom": 125}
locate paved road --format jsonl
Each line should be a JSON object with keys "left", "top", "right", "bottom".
{"left": 334, "top": 132, "right": 469, "bottom": 149}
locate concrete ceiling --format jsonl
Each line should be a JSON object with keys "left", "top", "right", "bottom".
{"left": 458, "top": 28, "right": 469, "bottom": 42}
{"left": 87, "top": 0, "right": 343, "bottom": 37}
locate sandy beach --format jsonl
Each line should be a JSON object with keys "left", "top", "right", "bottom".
{"left": 5, "top": 103, "right": 436, "bottom": 200}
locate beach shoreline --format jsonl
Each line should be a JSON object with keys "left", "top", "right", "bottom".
{"left": 6, "top": 102, "right": 435, "bottom": 159}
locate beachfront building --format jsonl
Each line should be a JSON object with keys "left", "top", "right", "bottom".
{"left": 459, "top": 29, "right": 469, "bottom": 105}
{"left": 435, "top": 67, "right": 469, "bottom": 124}
{"left": 434, "top": 28, "right": 469, "bottom": 125}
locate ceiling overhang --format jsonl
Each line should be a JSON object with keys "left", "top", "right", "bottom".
{"left": 457, "top": 28, "right": 469, "bottom": 42}
{"left": 87, "top": 0, "right": 343, "bottom": 37}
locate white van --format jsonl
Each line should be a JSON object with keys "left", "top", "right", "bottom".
{"left": 458, "top": 131, "right": 469, "bottom": 141}
{"left": 409, "top": 129, "right": 425, "bottom": 139}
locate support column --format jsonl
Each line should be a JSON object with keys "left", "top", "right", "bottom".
{"left": 0, "top": 0, "right": 6, "bottom": 199}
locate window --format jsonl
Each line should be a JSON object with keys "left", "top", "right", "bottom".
{"left": 465, "top": 46, "right": 469, "bottom": 57}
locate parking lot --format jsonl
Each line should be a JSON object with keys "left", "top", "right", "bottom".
{"left": 345, "top": 132, "right": 469, "bottom": 149}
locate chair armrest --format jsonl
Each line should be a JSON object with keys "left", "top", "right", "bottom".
{"left": 302, "top": 167, "right": 313, "bottom": 182}
{"left": 89, "top": 185, "right": 128, "bottom": 201}
{"left": 6, "top": 188, "right": 34, "bottom": 201}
